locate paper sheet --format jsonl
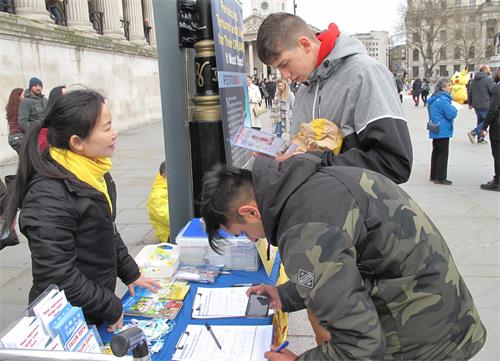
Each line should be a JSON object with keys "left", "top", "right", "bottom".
{"left": 192, "top": 287, "right": 250, "bottom": 318}
{"left": 172, "top": 324, "right": 273, "bottom": 361}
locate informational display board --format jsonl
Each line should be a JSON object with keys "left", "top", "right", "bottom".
{"left": 210, "top": 0, "right": 251, "bottom": 167}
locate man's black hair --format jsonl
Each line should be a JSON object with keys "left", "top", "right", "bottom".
{"left": 159, "top": 161, "right": 166, "bottom": 175}
{"left": 199, "top": 164, "right": 253, "bottom": 253}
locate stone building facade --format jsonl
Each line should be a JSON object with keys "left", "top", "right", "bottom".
{"left": 354, "top": 31, "right": 390, "bottom": 68}
{"left": 0, "top": 0, "right": 161, "bottom": 164}
{"left": 406, "top": 0, "right": 500, "bottom": 80}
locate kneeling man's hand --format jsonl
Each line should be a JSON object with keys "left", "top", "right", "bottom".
{"left": 264, "top": 348, "right": 297, "bottom": 361}
{"left": 246, "top": 284, "right": 282, "bottom": 309}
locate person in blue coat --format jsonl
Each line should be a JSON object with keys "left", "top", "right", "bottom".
{"left": 427, "top": 78, "right": 458, "bottom": 185}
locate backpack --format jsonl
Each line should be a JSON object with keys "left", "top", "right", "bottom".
{"left": 422, "top": 82, "right": 430, "bottom": 92}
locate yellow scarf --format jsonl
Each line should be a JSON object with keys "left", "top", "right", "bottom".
{"left": 49, "top": 147, "right": 113, "bottom": 213}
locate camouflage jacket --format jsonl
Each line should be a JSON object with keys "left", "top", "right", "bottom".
{"left": 252, "top": 154, "right": 486, "bottom": 361}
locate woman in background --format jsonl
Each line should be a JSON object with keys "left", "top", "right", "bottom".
{"left": 272, "top": 79, "right": 295, "bottom": 138}
{"left": 247, "top": 76, "right": 262, "bottom": 130}
{"left": 3, "top": 89, "right": 158, "bottom": 330}
{"left": 427, "top": 77, "right": 457, "bottom": 185}
{"left": 5, "top": 88, "right": 24, "bottom": 154}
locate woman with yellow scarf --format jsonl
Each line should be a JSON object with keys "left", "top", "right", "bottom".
{"left": 3, "top": 90, "right": 158, "bottom": 332}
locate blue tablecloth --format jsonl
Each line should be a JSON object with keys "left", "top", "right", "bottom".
{"left": 99, "top": 254, "right": 281, "bottom": 360}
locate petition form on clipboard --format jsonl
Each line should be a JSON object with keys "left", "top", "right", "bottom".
{"left": 191, "top": 287, "right": 250, "bottom": 319}
{"left": 172, "top": 324, "right": 273, "bottom": 361}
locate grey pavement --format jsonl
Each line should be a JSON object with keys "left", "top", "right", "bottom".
{"left": 1, "top": 94, "right": 499, "bottom": 360}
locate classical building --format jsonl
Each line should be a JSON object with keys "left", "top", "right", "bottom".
{"left": 389, "top": 44, "right": 409, "bottom": 80}
{"left": 0, "top": 0, "right": 161, "bottom": 163}
{"left": 354, "top": 31, "right": 390, "bottom": 68}
{"left": 406, "top": 0, "right": 500, "bottom": 80}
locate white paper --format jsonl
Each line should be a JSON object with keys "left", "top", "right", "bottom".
{"left": 192, "top": 287, "right": 250, "bottom": 319}
{"left": 172, "top": 324, "right": 273, "bottom": 361}
{"left": 230, "top": 126, "right": 298, "bottom": 157}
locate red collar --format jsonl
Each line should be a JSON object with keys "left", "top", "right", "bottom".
{"left": 316, "top": 23, "right": 340, "bottom": 68}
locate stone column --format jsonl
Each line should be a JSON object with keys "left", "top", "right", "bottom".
{"left": 123, "top": 0, "right": 146, "bottom": 43}
{"left": 95, "top": 0, "right": 124, "bottom": 39}
{"left": 66, "top": 0, "right": 95, "bottom": 32}
{"left": 248, "top": 42, "right": 255, "bottom": 77}
{"left": 15, "top": 0, "right": 52, "bottom": 22}
{"left": 142, "top": 0, "right": 156, "bottom": 45}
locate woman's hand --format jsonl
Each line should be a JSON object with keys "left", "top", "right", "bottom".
{"left": 246, "top": 284, "right": 283, "bottom": 309}
{"left": 264, "top": 348, "right": 297, "bottom": 361}
{"left": 107, "top": 312, "right": 124, "bottom": 333}
{"left": 127, "top": 275, "right": 161, "bottom": 296}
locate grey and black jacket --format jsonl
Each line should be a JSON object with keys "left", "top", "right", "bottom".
{"left": 292, "top": 34, "right": 412, "bottom": 184}
{"left": 18, "top": 89, "right": 48, "bottom": 132}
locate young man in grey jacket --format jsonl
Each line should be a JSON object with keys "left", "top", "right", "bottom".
{"left": 18, "top": 77, "right": 48, "bottom": 133}
{"left": 256, "top": 13, "right": 412, "bottom": 184}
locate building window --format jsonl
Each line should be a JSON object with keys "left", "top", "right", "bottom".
{"left": 485, "top": 45, "right": 494, "bottom": 57}
{"left": 413, "top": 32, "right": 420, "bottom": 42}
{"left": 454, "top": 65, "right": 461, "bottom": 73}
{"left": 440, "top": 65, "right": 447, "bottom": 76}
{"left": 440, "top": 47, "right": 447, "bottom": 60}
{"left": 413, "top": 49, "right": 419, "bottom": 61}
{"left": 454, "top": 30, "right": 463, "bottom": 40}
{"left": 469, "top": 0, "right": 476, "bottom": 6}
{"left": 469, "top": 64, "right": 475, "bottom": 72}
{"left": 454, "top": 47, "right": 461, "bottom": 59}
{"left": 455, "top": 0, "right": 461, "bottom": 6}
{"left": 468, "top": 46, "right": 475, "bottom": 58}
{"left": 440, "top": 30, "right": 447, "bottom": 42}
{"left": 413, "top": 66, "right": 419, "bottom": 78}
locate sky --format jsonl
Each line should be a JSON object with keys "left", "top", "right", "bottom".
{"left": 242, "top": 0, "right": 405, "bottom": 36}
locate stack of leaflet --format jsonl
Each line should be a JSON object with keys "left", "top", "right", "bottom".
{"left": 0, "top": 285, "right": 102, "bottom": 353}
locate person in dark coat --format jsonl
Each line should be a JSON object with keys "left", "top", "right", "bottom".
{"left": 479, "top": 68, "right": 500, "bottom": 191}
{"left": 427, "top": 78, "right": 457, "bottom": 185}
{"left": 18, "top": 77, "right": 48, "bottom": 133}
{"left": 2, "top": 90, "right": 158, "bottom": 330}
{"left": 467, "top": 64, "right": 495, "bottom": 144}
{"left": 412, "top": 78, "right": 422, "bottom": 106}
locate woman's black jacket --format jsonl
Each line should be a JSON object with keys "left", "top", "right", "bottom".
{"left": 19, "top": 168, "right": 140, "bottom": 326}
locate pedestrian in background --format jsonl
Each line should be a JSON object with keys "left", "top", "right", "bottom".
{"left": 479, "top": 68, "right": 500, "bottom": 192}
{"left": 412, "top": 78, "right": 422, "bottom": 106}
{"left": 272, "top": 79, "right": 295, "bottom": 138}
{"left": 18, "top": 77, "right": 48, "bottom": 133}
{"left": 5, "top": 87, "right": 24, "bottom": 154}
{"left": 467, "top": 64, "right": 495, "bottom": 144}
{"left": 3, "top": 89, "right": 158, "bottom": 331}
{"left": 259, "top": 79, "right": 270, "bottom": 108}
{"left": 421, "top": 78, "right": 430, "bottom": 106}
{"left": 147, "top": 161, "right": 170, "bottom": 242}
{"left": 39, "top": 85, "right": 67, "bottom": 151}
{"left": 247, "top": 76, "right": 262, "bottom": 130}
{"left": 427, "top": 78, "right": 457, "bottom": 185}
{"left": 395, "top": 76, "right": 404, "bottom": 103}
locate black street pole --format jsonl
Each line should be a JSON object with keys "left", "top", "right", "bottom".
{"left": 293, "top": 0, "right": 297, "bottom": 14}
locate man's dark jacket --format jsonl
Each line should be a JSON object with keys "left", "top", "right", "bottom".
{"left": 19, "top": 166, "right": 140, "bottom": 326}
{"left": 468, "top": 71, "right": 495, "bottom": 109}
{"left": 18, "top": 89, "right": 48, "bottom": 132}
{"left": 252, "top": 154, "right": 486, "bottom": 360}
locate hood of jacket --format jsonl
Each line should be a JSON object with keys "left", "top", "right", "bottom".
{"left": 308, "top": 34, "right": 367, "bottom": 84}
{"left": 473, "top": 71, "right": 490, "bottom": 81}
{"left": 252, "top": 154, "right": 321, "bottom": 246}
{"left": 428, "top": 91, "right": 452, "bottom": 106}
{"left": 24, "top": 89, "right": 45, "bottom": 100}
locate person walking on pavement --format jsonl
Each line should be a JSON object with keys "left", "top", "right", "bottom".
{"left": 200, "top": 156, "right": 486, "bottom": 361}
{"left": 395, "top": 75, "right": 404, "bottom": 103}
{"left": 266, "top": 78, "right": 276, "bottom": 109}
{"left": 18, "top": 77, "right": 48, "bottom": 133}
{"left": 256, "top": 13, "right": 412, "bottom": 184}
{"left": 5, "top": 88, "right": 24, "bottom": 154}
{"left": 479, "top": 68, "right": 500, "bottom": 192}
{"left": 428, "top": 78, "right": 457, "bottom": 185}
{"left": 247, "top": 76, "right": 263, "bottom": 130}
{"left": 467, "top": 64, "right": 495, "bottom": 144}
{"left": 421, "top": 78, "right": 430, "bottom": 106}
{"left": 412, "top": 78, "right": 422, "bottom": 106}
{"left": 272, "top": 79, "right": 295, "bottom": 138}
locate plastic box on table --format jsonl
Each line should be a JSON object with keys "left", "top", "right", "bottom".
{"left": 175, "top": 218, "right": 259, "bottom": 271}
{"left": 134, "top": 244, "right": 180, "bottom": 280}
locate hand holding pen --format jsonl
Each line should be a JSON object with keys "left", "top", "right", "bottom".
{"left": 264, "top": 340, "right": 297, "bottom": 361}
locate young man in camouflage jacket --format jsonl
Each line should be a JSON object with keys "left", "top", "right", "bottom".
{"left": 200, "top": 154, "right": 486, "bottom": 361}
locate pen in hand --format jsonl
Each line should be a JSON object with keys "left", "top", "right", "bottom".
{"left": 273, "top": 340, "right": 289, "bottom": 353}
{"left": 205, "top": 323, "right": 222, "bottom": 350}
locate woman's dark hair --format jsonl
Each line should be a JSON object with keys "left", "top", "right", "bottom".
{"left": 5, "top": 88, "right": 23, "bottom": 119}
{"left": 199, "top": 164, "right": 254, "bottom": 253}
{"left": 45, "top": 85, "right": 66, "bottom": 115}
{"left": 2, "top": 89, "right": 106, "bottom": 235}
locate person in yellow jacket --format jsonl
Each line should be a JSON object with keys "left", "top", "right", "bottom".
{"left": 147, "top": 161, "right": 170, "bottom": 242}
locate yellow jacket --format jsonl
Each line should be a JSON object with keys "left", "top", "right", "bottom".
{"left": 147, "top": 172, "right": 170, "bottom": 242}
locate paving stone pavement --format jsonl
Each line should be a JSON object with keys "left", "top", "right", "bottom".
{"left": 0, "top": 94, "right": 498, "bottom": 360}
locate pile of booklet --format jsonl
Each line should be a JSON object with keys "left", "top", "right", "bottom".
{"left": 0, "top": 285, "right": 102, "bottom": 353}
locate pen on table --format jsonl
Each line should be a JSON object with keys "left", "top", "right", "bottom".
{"left": 231, "top": 283, "right": 259, "bottom": 287}
{"left": 274, "top": 340, "right": 289, "bottom": 353}
{"left": 204, "top": 323, "right": 222, "bottom": 350}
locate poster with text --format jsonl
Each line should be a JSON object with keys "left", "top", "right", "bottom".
{"left": 211, "top": 0, "right": 251, "bottom": 167}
